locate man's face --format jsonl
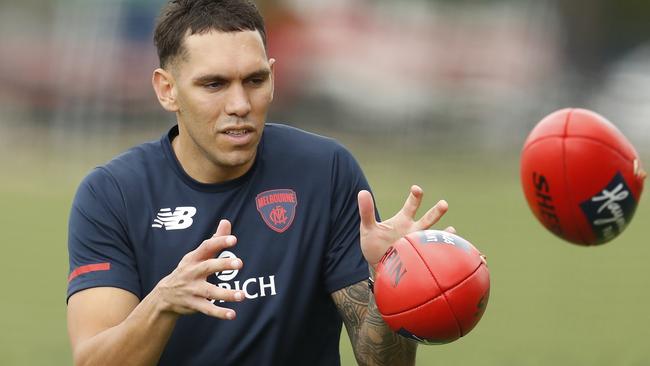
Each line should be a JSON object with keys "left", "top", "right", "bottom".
{"left": 169, "top": 30, "right": 274, "bottom": 181}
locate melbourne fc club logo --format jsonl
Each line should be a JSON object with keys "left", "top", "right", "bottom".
{"left": 255, "top": 189, "right": 298, "bottom": 233}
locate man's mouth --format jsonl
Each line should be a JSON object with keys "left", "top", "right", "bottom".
{"left": 221, "top": 124, "right": 255, "bottom": 135}
{"left": 220, "top": 126, "right": 256, "bottom": 145}
{"left": 224, "top": 129, "right": 249, "bottom": 136}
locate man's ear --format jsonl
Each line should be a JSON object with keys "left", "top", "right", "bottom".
{"left": 152, "top": 68, "right": 179, "bottom": 112}
{"left": 268, "top": 58, "right": 276, "bottom": 102}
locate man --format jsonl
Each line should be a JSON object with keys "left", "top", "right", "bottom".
{"left": 66, "top": 1, "right": 451, "bottom": 365}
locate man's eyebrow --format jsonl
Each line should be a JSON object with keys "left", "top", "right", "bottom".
{"left": 244, "top": 69, "right": 271, "bottom": 80}
{"left": 193, "top": 74, "right": 228, "bottom": 85}
{"left": 193, "top": 69, "right": 270, "bottom": 85}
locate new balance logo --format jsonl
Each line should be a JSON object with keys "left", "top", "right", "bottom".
{"left": 152, "top": 207, "right": 197, "bottom": 230}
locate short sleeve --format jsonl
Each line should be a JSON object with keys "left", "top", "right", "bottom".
{"left": 322, "top": 146, "right": 376, "bottom": 293}
{"left": 66, "top": 168, "right": 141, "bottom": 302}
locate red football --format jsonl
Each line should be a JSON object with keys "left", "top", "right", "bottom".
{"left": 374, "top": 230, "right": 490, "bottom": 344}
{"left": 521, "top": 108, "right": 646, "bottom": 245}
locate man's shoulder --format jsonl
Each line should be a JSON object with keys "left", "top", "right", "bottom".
{"left": 82, "top": 138, "right": 166, "bottom": 190}
{"left": 263, "top": 123, "right": 348, "bottom": 156}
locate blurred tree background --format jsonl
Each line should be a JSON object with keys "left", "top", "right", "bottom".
{"left": 0, "top": 0, "right": 648, "bottom": 365}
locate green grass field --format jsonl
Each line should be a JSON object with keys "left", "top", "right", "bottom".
{"left": 1, "top": 129, "right": 648, "bottom": 365}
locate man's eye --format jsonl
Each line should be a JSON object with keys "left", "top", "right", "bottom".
{"left": 205, "top": 82, "right": 225, "bottom": 89}
{"left": 247, "top": 77, "right": 266, "bottom": 86}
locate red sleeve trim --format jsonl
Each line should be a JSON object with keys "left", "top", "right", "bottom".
{"left": 68, "top": 262, "right": 111, "bottom": 283}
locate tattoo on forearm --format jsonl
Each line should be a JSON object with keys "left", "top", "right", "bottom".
{"left": 333, "top": 281, "right": 416, "bottom": 366}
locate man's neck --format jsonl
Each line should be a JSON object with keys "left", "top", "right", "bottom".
{"left": 171, "top": 134, "right": 252, "bottom": 184}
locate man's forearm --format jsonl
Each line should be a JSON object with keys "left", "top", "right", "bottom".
{"left": 356, "top": 291, "right": 417, "bottom": 366}
{"left": 333, "top": 278, "right": 417, "bottom": 366}
{"left": 71, "top": 288, "right": 179, "bottom": 366}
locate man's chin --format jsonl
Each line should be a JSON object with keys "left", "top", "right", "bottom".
{"left": 215, "top": 151, "right": 257, "bottom": 174}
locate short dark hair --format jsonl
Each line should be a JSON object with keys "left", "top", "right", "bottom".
{"left": 154, "top": 0, "right": 267, "bottom": 68}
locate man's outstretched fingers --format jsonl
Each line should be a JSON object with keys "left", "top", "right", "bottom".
{"left": 199, "top": 283, "right": 245, "bottom": 303}
{"left": 415, "top": 199, "right": 449, "bottom": 230}
{"left": 196, "top": 257, "right": 243, "bottom": 277}
{"left": 213, "top": 219, "right": 231, "bottom": 238}
{"left": 182, "top": 219, "right": 233, "bottom": 262}
{"left": 193, "top": 298, "right": 238, "bottom": 320}
{"left": 400, "top": 185, "right": 424, "bottom": 219}
{"left": 191, "top": 235, "right": 237, "bottom": 261}
{"left": 357, "top": 190, "right": 377, "bottom": 230}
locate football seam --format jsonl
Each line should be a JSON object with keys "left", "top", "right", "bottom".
{"left": 378, "top": 238, "right": 446, "bottom": 317}
{"left": 522, "top": 136, "right": 636, "bottom": 163}
{"left": 404, "top": 238, "right": 481, "bottom": 335}
{"left": 406, "top": 237, "right": 483, "bottom": 297}
{"left": 562, "top": 109, "right": 587, "bottom": 244}
{"left": 379, "top": 261, "right": 486, "bottom": 336}
{"left": 524, "top": 135, "right": 637, "bottom": 244}
{"left": 561, "top": 111, "right": 590, "bottom": 245}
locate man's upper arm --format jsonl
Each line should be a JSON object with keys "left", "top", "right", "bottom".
{"left": 67, "top": 168, "right": 141, "bottom": 300}
{"left": 67, "top": 287, "right": 139, "bottom": 352}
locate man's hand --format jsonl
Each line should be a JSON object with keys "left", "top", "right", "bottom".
{"left": 156, "top": 219, "right": 245, "bottom": 319}
{"left": 67, "top": 219, "right": 246, "bottom": 366}
{"left": 336, "top": 185, "right": 450, "bottom": 366}
{"left": 358, "top": 185, "right": 452, "bottom": 270}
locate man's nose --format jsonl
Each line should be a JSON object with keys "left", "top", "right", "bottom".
{"left": 224, "top": 83, "right": 251, "bottom": 117}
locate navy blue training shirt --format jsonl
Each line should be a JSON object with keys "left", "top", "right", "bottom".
{"left": 67, "top": 123, "right": 372, "bottom": 365}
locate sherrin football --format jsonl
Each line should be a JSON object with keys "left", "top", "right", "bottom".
{"left": 520, "top": 108, "right": 645, "bottom": 245}
{"left": 374, "top": 230, "right": 490, "bottom": 344}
